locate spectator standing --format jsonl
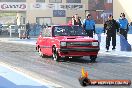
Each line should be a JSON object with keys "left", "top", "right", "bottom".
{"left": 26, "top": 22, "right": 31, "bottom": 39}
{"left": 104, "top": 14, "right": 119, "bottom": 52}
{"left": 67, "top": 16, "right": 74, "bottom": 26}
{"left": 117, "top": 13, "right": 129, "bottom": 40}
{"left": 0, "top": 23, "right": 2, "bottom": 35}
{"left": 83, "top": 13, "right": 95, "bottom": 38}
{"left": 72, "top": 14, "right": 82, "bottom": 26}
{"left": 95, "top": 27, "right": 103, "bottom": 45}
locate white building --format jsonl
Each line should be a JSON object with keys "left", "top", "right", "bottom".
{"left": 0, "top": 0, "right": 88, "bottom": 25}
{"left": 0, "top": 0, "right": 131, "bottom": 25}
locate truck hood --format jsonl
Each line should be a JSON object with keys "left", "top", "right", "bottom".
{"left": 54, "top": 36, "right": 98, "bottom": 42}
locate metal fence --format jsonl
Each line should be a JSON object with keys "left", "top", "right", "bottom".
{"left": 0, "top": 24, "right": 132, "bottom": 38}
{"left": 29, "top": 23, "right": 43, "bottom": 36}
{"left": 0, "top": 23, "right": 44, "bottom": 38}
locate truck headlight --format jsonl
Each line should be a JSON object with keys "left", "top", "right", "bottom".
{"left": 60, "top": 42, "right": 67, "bottom": 47}
{"left": 92, "top": 42, "right": 98, "bottom": 46}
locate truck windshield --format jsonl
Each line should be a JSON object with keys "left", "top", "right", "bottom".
{"left": 53, "top": 26, "right": 87, "bottom": 36}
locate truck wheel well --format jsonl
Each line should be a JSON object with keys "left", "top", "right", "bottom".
{"left": 52, "top": 45, "right": 56, "bottom": 52}
{"left": 36, "top": 45, "right": 40, "bottom": 51}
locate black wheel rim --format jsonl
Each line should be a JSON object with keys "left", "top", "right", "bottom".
{"left": 39, "top": 48, "right": 43, "bottom": 57}
{"left": 53, "top": 48, "right": 57, "bottom": 61}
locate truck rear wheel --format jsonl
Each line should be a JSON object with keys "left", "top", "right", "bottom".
{"left": 38, "top": 48, "right": 45, "bottom": 58}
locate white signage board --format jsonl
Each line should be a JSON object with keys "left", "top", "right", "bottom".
{"left": 58, "top": 4, "right": 85, "bottom": 10}
{"left": 0, "top": 3, "right": 27, "bottom": 11}
{"left": 30, "top": 3, "right": 46, "bottom": 10}
{"left": 30, "top": 3, "right": 85, "bottom": 10}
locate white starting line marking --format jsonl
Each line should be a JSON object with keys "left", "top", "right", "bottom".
{"left": 0, "top": 62, "right": 63, "bottom": 88}
{"left": 99, "top": 52, "right": 132, "bottom": 63}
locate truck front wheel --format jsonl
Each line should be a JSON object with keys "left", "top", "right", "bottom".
{"left": 52, "top": 47, "right": 60, "bottom": 61}
{"left": 90, "top": 55, "right": 97, "bottom": 62}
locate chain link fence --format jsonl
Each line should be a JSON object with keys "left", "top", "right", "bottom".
{"left": 0, "top": 23, "right": 45, "bottom": 38}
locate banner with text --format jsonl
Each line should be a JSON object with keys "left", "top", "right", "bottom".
{"left": 30, "top": 3, "right": 85, "bottom": 10}
{"left": 0, "top": 3, "right": 27, "bottom": 11}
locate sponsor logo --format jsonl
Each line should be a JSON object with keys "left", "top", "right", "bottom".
{"left": 33, "top": 3, "right": 41, "bottom": 8}
{"left": 79, "top": 67, "right": 131, "bottom": 86}
{"left": 59, "top": 4, "right": 84, "bottom": 10}
{"left": 47, "top": 4, "right": 55, "bottom": 9}
{"left": 1, "top": 4, "right": 26, "bottom": 9}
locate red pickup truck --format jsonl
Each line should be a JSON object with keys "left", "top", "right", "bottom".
{"left": 36, "top": 25, "right": 100, "bottom": 62}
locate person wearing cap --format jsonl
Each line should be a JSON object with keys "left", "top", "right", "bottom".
{"left": 72, "top": 14, "right": 82, "bottom": 26}
{"left": 104, "top": 14, "right": 119, "bottom": 52}
{"left": 117, "top": 13, "right": 129, "bottom": 40}
{"left": 82, "top": 13, "right": 95, "bottom": 38}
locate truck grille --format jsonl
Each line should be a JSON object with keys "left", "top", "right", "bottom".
{"left": 67, "top": 42, "right": 92, "bottom": 46}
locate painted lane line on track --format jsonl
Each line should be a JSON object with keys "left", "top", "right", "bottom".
{"left": 99, "top": 51, "right": 132, "bottom": 58}
{"left": 99, "top": 52, "right": 132, "bottom": 64}
{"left": 0, "top": 62, "right": 63, "bottom": 88}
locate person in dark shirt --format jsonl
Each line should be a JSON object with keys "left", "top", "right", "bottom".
{"left": 0, "top": 23, "right": 2, "bottom": 35}
{"left": 104, "top": 14, "right": 119, "bottom": 52}
{"left": 26, "top": 22, "right": 31, "bottom": 39}
{"left": 72, "top": 14, "right": 82, "bottom": 26}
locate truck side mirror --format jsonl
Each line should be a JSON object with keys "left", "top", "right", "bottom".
{"left": 40, "top": 32, "right": 42, "bottom": 35}
{"left": 39, "top": 32, "right": 43, "bottom": 37}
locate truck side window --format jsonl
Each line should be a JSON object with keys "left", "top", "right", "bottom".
{"left": 44, "top": 27, "right": 52, "bottom": 37}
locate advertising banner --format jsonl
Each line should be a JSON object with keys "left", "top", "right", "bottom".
{"left": 30, "top": 3, "right": 85, "bottom": 10}
{"left": 58, "top": 4, "right": 85, "bottom": 10}
{"left": 0, "top": 3, "right": 27, "bottom": 11}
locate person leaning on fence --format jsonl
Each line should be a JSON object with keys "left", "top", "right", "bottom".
{"left": 72, "top": 14, "right": 82, "bottom": 26}
{"left": 104, "top": 14, "right": 119, "bottom": 52}
{"left": 117, "top": 13, "right": 129, "bottom": 40}
{"left": 82, "top": 13, "right": 95, "bottom": 38}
